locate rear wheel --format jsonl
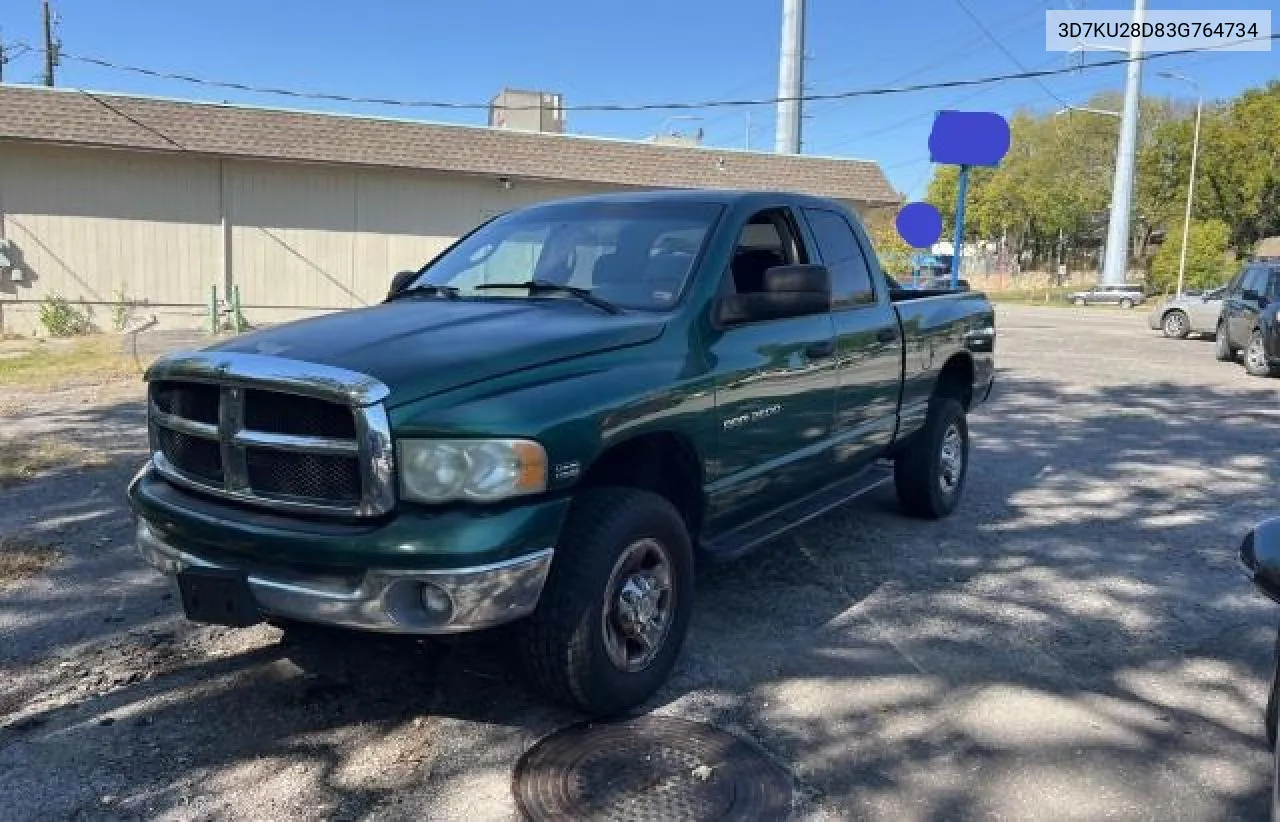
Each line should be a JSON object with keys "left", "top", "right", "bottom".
{"left": 1245, "top": 330, "right": 1280, "bottom": 378}
{"left": 515, "top": 487, "right": 694, "bottom": 717}
{"left": 1215, "top": 322, "right": 1236, "bottom": 362}
{"left": 1073, "top": 297, "right": 1086, "bottom": 306}
{"left": 894, "top": 397, "right": 969, "bottom": 520}
{"left": 1162, "top": 310, "right": 1189, "bottom": 339}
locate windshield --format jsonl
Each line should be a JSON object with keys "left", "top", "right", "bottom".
{"left": 408, "top": 200, "right": 724, "bottom": 311}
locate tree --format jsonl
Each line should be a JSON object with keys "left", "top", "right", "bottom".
{"left": 863, "top": 208, "right": 915, "bottom": 275}
{"left": 1147, "top": 218, "right": 1232, "bottom": 294}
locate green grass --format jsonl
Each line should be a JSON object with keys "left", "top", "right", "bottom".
{"left": 0, "top": 336, "right": 144, "bottom": 389}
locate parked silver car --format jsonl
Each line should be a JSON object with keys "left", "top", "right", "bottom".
{"left": 1146, "top": 286, "right": 1226, "bottom": 339}
{"left": 1067, "top": 283, "right": 1148, "bottom": 308}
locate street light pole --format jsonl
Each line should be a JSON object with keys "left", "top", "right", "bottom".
{"left": 1159, "top": 70, "right": 1202, "bottom": 298}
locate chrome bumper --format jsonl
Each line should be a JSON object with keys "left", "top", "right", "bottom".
{"left": 135, "top": 520, "right": 553, "bottom": 634}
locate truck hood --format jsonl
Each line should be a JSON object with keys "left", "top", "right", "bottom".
{"left": 205, "top": 299, "right": 667, "bottom": 405}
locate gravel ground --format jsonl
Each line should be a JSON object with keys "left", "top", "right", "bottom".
{"left": 2, "top": 305, "right": 1279, "bottom": 821}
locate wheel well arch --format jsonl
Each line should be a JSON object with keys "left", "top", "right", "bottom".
{"left": 934, "top": 352, "right": 975, "bottom": 410}
{"left": 578, "top": 431, "right": 705, "bottom": 537}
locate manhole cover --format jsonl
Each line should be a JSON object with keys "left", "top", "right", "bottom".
{"left": 512, "top": 715, "right": 793, "bottom": 822}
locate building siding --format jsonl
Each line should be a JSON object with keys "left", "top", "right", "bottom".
{"left": 0, "top": 143, "right": 625, "bottom": 334}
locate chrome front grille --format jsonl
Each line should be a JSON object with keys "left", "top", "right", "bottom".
{"left": 144, "top": 352, "right": 395, "bottom": 518}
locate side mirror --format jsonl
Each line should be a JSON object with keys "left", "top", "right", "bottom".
{"left": 715, "top": 264, "right": 831, "bottom": 326}
{"left": 388, "top": 269, "right": 419, "bottom": 300}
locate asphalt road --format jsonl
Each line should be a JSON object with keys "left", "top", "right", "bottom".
{"left": 2, "top": 303, "right": 1280, "bottom": 821}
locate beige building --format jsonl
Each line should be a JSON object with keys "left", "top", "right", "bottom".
{"left": 0, "top": 84, "right": 900, "bottom": 335}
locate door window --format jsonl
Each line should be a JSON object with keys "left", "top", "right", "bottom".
{"left": 724, "top": 208, "right": 807, "bottom": 300}
{"left": 801, "top": 208, "right": 876, "bottom": 308}
{"left": 1242, "top": 267, "right": 1269, "bottom": 298}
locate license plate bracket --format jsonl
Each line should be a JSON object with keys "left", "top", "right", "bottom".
{"left": 176, "top": 567, "right": 262, "bottom": 627}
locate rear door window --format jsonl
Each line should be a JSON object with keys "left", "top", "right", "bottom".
{"left": 801, "top": 208, "right": 876, "bottom": 308}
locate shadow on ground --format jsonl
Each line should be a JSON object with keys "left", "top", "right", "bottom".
{"left": 1, "top": 372, "right": 1278, "bottom": 819}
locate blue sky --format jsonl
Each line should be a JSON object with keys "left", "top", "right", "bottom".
{"left": 1, "top": 0, "right": 1276, "bottom": 199}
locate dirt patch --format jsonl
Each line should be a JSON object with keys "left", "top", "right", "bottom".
{"left": 0, "top": 436, "right": 112, "bottom": 488}
{"left": 0, "top": 536, "right": 61, "bottom": 587}
{"left": 0, "top": 336, "right": 148, "bottom": 391}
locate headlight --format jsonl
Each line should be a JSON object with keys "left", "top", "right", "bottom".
{"left": 396, "top": 439, "right": 547, "bottom": 503}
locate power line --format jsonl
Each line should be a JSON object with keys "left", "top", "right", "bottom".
{"left": 14, "top": 35, "right": 1277, "bottom": 113}
{"left": 952, "top": 0, "right": 1070, "bottom": 108}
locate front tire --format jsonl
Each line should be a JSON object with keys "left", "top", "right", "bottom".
{"left": 515, "top": 487, "right": 694, "bottom": 717}
{"left": 1245, "top": 330, "right": 1280, "bottom": 378}
{"left": 1215, "top": 323, "right": 1236, "bottom": 362}
{"left": 894, "top": 397, "right": 969, "bottom": 520}
{"left": 1120, "top": 298, "right": 1134, "bottom": 309}
{"left": 1162, "top": 310, "right": 1189, "bottom": 339}
{"left": 1073, "top": 297, "right": 1086, "bottom": 306}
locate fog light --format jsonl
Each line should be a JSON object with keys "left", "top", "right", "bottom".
{"left": 419, "top": 582, "right": 455, "bottom": 622}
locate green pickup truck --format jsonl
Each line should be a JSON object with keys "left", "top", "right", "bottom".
{"left": 128, "top": 189, "right": 996, "bottom": 715}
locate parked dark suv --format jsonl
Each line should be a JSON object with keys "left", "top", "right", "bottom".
{"left": 1215, "top": 262, "right": 1280, "bottom": 378}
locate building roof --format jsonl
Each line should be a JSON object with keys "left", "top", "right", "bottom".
{"left": 0, "top": 84, "right": 901, "bottom": 206}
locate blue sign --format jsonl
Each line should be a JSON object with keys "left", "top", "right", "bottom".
{"left": 928, "top": 110, "right": 1011, "bottom": 167}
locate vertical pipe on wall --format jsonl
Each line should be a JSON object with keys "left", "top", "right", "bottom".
{"left": 219, "top": 159, "right": 233, "bottom": 307}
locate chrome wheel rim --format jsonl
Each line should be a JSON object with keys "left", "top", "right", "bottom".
{"left": 1249, "top": 337, "right": 1267, "bottom": 370}
{"left": 1164, "top": 313, "right": 1185, "bottom": 336}
{"left": 601, "top": 537, "right": 675, "bottom": 673}
{"left": 938, "top": 424, "right": 964, "bottom": 494}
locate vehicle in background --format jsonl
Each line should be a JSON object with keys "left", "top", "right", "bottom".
{"left": 127, "top": 189, "right": 997, "bottom": 717}
{"left": 1147, "top": 286, "right": 1225, "bottom": 339}
{"left": 1214, "top": 261, "right": 1280, "bottom": 378}
{"left": 1066, "top": 283, "right": 1147, "bottom": 309}
{"left": 1234, "top": 515, "right": 1280, "bottom": 819}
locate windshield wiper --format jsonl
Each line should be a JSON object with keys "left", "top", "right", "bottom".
{"left": 474, "top": 280, "right": 622, "bottom": 314}
{"left": 388, "top": 283, "right": 460, "bottom": 301}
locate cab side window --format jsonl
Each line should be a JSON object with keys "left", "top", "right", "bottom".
{"left": 801, "top": 208, "right": 876, "bottom": 308}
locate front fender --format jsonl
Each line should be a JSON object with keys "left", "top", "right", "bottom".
{"left": 1239, "top": 516, "right": 1280, "bottom": 603}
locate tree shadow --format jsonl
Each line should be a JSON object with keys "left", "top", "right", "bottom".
{"left": 2, "top": 372, "right": 1279, "bottom": 819}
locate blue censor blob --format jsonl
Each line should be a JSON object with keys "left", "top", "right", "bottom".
{"left": 928, "top": 110, "right": 1011, "bottom": 168}
{"left": 896, "top": 202, "right": 943, "bottom": 248}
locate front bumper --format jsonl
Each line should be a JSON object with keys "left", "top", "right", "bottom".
{"left": 136, "top": 518, "right": 553, "bottom": 634}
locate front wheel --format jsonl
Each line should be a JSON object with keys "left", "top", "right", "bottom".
{"left": 1245, "top": 330, "right": 1280, "bottom": 378}
{"left": 894, "top": 397, "right": 969, "bottom": 519}
{"left": 1215, "top": 323, "right": 1236, "bottom": 362}
{"left": 515, "top": 487, "right": 694, "bottom": 717}
{"left": 1162, "top": 310, "right": 1190, "bottom": 339}
{"left": 1073, "top": 297, "right": 1086, "bottom": 306}
{"left": 1120, "top": 298, "right": 1134, "bottom": 309}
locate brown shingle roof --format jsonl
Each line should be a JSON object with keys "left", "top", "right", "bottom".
{"left": 0, "top": 84, "right": 900, "bottom": 206}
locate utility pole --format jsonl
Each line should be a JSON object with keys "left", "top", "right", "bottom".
{"left": 1099, "top": 0, "right": 1146, "bottom": 285}
{"left": 774, "top": 0, "right": 806, "bottom": 154}
{"left": 42, "top": 0, "right": 59, "bottom": 87}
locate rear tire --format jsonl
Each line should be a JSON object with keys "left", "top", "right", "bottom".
{"left": 1162, "top": 310, "right": 1189, "bottom": 339}
{"left": 1245, "top": 330, "right": 1280, "bottom": 378}
{"left": 1215, "top": 322, "right": 1236, "bottom": 362}
{"left": 1073, "top": 297, "right": 1086, "bottom": 306}
{"left": 515, "top": 487, "right": 694, "bottom": 717}
{"left": 894, "top": 397, "right": 969, "bottom": 520}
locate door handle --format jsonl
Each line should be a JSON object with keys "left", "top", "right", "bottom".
{"left": 805, "top": 340, "right": 835, "bottom": 359}
{"left": 876, "top": 328, "right": 897, "bottom": 343}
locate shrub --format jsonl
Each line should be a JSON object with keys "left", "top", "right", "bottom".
{"left": 38, "top": 294, "right": 96, "bottom": 338}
